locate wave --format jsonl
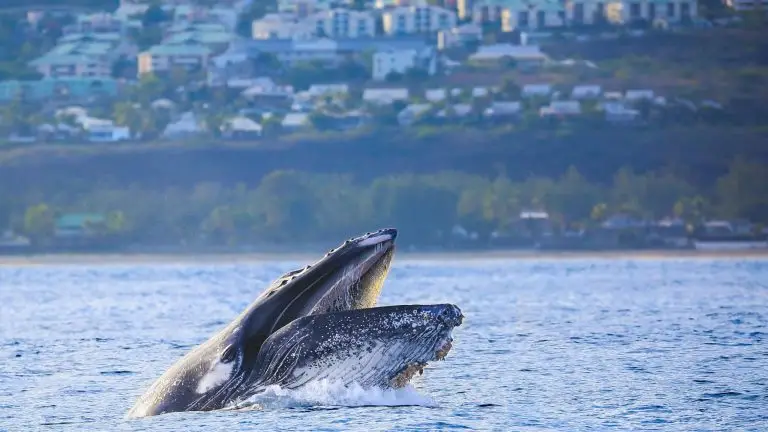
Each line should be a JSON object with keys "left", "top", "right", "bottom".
{"left": 230, "top": 380, "right": 437, "bottom": 410}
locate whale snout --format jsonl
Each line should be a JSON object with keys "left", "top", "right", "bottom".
{"left": 431, "top": 304, "right": 464, "bottom": 327}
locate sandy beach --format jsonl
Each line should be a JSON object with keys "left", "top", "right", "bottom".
{"left": 1, "top": 248, "right": 767, "bottom": 266}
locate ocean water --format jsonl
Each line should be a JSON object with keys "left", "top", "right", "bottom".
{"left": 1, "top": 256, "right": 767, "bottom": 431}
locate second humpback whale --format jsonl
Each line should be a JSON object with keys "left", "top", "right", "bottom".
{"left": 127, "top": 228, "right": 463, "bottom": 418}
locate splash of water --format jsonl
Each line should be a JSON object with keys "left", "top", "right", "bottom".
{"left": 231, "top": 380, "right": 437, "bottom": 411}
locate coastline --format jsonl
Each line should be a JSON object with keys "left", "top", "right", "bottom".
{"left": 1, "top": 247, "right": 767, "bottom": 266}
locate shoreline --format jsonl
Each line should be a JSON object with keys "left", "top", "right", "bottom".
{"left": 1, "top": 247, "right": 767, "bottom": 266}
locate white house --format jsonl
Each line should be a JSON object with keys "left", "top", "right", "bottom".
{"left": 484, "top": 101, "right": 522, "bottom": 118}
{"left": 436, "top": 103, "right": 472, "bottom": 118}
{"left": 424, "top": 88, "right": 448, "bottom": 102}
{"left": 540, "top": 100, "right": 581, "bottom": 116}
{"left": 602, "top": 102, "right": 640, "bottom": 123}
{"left": 382, "top": 5, "right": 457, "bottom": 35}
{"left": 163, "top": 112, "right": 205, "bottom": 138}
{"left": 468, "top": 44, "right": 548, "bottom": 66}
{"left": 221, "top": 116, "right": 263, "bottom": 139}
{"left": 362, "top": 88, "right": 409, "bottom": 105}
{"left": 307, "top": 84, "right": 349, "bottom": 97}
{"left": 571, "top": 85, "right": 603, "bottom": 99}
{"left": 521, "top": 83, "right": 552, "bottom": 98}
{"left": 282, "top": 112, "right": 311, "bottom": 130}
{"left": 625, "top": 89, "right": 655, "bottom": 101}
{"left": 472, "top": 87, "right": 490, "bottom": 98}
{"left": 398, "top": 103, "right": 432, "bottom": 125}
{"left": 242, "top": 82, "right": 295, "bottom": 99}
{"left": 77, "top": 115, "right": 130, "bottom": 142}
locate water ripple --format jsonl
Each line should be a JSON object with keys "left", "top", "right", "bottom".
{"left": 0, "top": 257, "right": 767, "bottom": 431}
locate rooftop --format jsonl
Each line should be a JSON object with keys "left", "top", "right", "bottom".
{"left": 144, "top": 44, "right": 212, "bottom": 56}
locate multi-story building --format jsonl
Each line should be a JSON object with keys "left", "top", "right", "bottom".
{"left": 253, "top": 10, "right": 375, "bottom": 40}
{"left": 278, "top": 0, "right": 346, "bottom": 18}
{"left": 618, "top": 0, "right": 698, "bottom": 24}
{"left": 0, "top": 77, "right": 119, "bottom": 102}
{"left": 29, "top": 34, "right": 135, "bottom": 78}
{"left": 499, "top": 0, "right": 568, "bottom": 30}
{"left": 308, "top": 9, "right": 377, "bottom": 38}
{"left": 138, "top": 44, "right": 212, "bottom": 75}
{"left": 62, "top": 12, "right": 134, "bottom": 35}
{"left": 724, "top": 0, "right": 768, "bottom": 11}
{"left": 253, "top": 14, "right": 315, "bottom": 39}
{"left": 382, "top": 5, "right": 457, "bottom": 34}
{"left": 468, "top": 0, "right": 695, "bottom": 28}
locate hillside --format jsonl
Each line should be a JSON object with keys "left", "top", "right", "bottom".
{"left": 2, "top": 125, "right": 767, "bottom": 193}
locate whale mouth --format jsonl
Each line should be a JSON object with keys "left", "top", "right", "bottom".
{"left": 308, "top": 228, "right": 398, "bottom": 313}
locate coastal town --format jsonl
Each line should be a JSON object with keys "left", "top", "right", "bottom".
{"left": 0, "top": 0, "right": 766, "bottom": 254}
{"left": 0, "top": 0, "right": 758, "bottom": 141}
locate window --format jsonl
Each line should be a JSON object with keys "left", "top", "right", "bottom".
{"left": 439, "top": 13, "right": 449, "bottom": 28}
{"left": 667, "top": 2, "right": 676, "bottom": 17}
{"left": 537, "top": 10, "right": 546, "bottom": 28}
{"left": 518, "top": 10, "right": 529, "bottom": 27}
{"left": 630, "top": 2, "right": 641, "bottom": 19}
{"left": 595, "top": 2, "right": 604, "bottom": 20}
{"left": 681, "top": 2, "right": 691, "bottom": 19}
{"left": 397, "top": 14, "right": 406, "bottom": 32}
{"left": 574, "top": 3, "right": 584, "bottom": 23}
{"left": 648, "top": 2, "right": 656, "bottom": 20}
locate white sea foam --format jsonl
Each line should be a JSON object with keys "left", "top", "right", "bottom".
{"left": 233, "top": 380, "right": 436, "bottom": 410}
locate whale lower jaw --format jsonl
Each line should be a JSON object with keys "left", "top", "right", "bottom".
{"left": 389, "top": 334, "right": 454, "bottom": 388}
{"left": 229, "top": 304, "right": 463, "bottom": 403}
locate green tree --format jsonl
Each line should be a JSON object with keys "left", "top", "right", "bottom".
{"left": 715, "top": 157, "right": 768, "bottom": 222}
{"left": 254, "top": 171, "right": 319, "bottom": 240}
{"left": 113, "top": 102, "right": 143, "bottom": 137}
{"left": 546, "top": 166, "right": 603, "bottom": 222}
{"left": 23, "top": 203, "right": 55, "bottom": 244}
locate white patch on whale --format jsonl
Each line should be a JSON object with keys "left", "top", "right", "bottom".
{"left": 196, "top": 360, "right": 234, "bottom": 394}
{"left": 357, "top": 233, "right": 393, "bottom": 247}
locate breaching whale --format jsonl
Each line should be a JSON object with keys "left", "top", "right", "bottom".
{"left": 127, "top": 228, "right": 463, "bottom": 418}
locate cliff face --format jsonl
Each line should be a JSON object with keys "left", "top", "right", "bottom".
{"left": 1, "top": 126, "right": 767, "bottom": 194}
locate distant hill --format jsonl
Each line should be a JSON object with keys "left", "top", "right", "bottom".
{"left": 2, "top": 125, "right": 767, "bottom": 195}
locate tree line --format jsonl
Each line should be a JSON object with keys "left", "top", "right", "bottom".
{"left": 3, "top": 158, "right": 767, "bottom": 247}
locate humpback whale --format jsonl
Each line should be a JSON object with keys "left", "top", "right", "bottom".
{"left": 127, "top": 228, "right": 463, "bottom": 418}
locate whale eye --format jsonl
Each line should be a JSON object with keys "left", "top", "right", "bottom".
{"left": 220, "top": 345, "right": 237, "bottom": 363}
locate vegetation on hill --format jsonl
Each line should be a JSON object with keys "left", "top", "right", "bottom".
{"left": 2, "top": 128, "right": 767, "bottom": 246}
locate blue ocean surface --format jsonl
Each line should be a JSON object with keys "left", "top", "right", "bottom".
{"left": 1, "top": 256, "right": 767, "bottom": 431}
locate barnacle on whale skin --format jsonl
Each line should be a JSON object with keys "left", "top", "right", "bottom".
{"left": 389, "top": 337, "right": 455, "bottom": 388}
{"left": 390, "top": 362, "right": 428, "bottom": 388}
{"left": 435, "top": 338, "right": 453, "bottom": 361}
